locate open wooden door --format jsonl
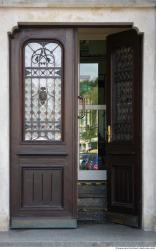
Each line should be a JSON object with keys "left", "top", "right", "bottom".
{"left": 10, "top": 26, "right": 77, "bottom": 228}
{"left": 106, "top": 29, "right": 142, "bottom": 227}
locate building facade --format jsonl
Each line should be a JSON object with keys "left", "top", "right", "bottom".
{"left": 0, "top": 0, "right": 156, "bottom": 231}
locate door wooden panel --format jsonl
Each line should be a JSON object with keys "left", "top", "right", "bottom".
{"left": 22, "top": 166, "right": 63, "bottom": 208}
{"left": 109, "top": 156, "right": 135, "bottom": 212}
{"left": 10, "top": 26, "right": 77, "bottom": 228}
{"left": 106, "top": 29, "right": 142, "bottom": 227}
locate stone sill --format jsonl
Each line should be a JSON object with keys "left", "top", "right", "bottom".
{"left": 0, "top": 0, "right": 155, "bottom": 8}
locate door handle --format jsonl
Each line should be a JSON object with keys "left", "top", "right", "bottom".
{"left": 107, "top": 125, "right": 112, "bottom": 143}
{"left": 78, "top": 96, "right": 86, "bottom": 119}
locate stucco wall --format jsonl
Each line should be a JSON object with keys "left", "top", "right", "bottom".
{"left": 0, "top": 0, "right": 156, "bottom": 7}
{"left": 0, "top": 5, "right": 155, "bottom": 231}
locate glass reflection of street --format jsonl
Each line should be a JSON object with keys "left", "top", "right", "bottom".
{"left": 79, "top": 63, "right": 104, "bottom": 170}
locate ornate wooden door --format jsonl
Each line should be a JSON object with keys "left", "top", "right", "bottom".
{"left": 106, "top": 29, "right": 142, "bottom": 227}
{"left": 10, "top": 26, "right": 77, "bottom": 228}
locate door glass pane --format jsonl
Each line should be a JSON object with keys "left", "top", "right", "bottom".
{"left": 112, "top": 46, "right": 134, "bottom": 141}
{"left": 80, "top": 64, "right": 98, "bottom": 105}
{"left": 79, "top": 40, "right": 106, "bottom": 171}
{"left": 24, "top": 41, "right": 62, "bottom": 141}
{"left": 80, "top": 64, "right": 100, "bottom": 170}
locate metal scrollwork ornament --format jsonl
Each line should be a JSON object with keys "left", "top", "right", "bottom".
{"left": 38, "top": 87, "right": 47, "bottom": 105}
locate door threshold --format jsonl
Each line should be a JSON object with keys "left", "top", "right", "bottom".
{"left": 11, "top": 217, "right": 77, "bottom": 229}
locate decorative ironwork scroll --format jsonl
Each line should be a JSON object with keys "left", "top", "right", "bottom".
{"left": 24, "top": 41, "right": 62, "bottom": 141}
{"left": 112, "top": 46, "right": 134, "bottom": 141}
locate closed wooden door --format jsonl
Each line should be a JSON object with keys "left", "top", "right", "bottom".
{"left": 10, "top": 26, "right": 77, "bottom": 228}
{"left": 106, "top": 29, "right": 142, "bottom": 227}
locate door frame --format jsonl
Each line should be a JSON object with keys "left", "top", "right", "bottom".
{"left": 9, "top": 22, "right": 142, "bottom": 228}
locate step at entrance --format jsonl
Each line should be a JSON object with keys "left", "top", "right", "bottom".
{"left": 78, "top": 181, "right": 108, "bottom": 223}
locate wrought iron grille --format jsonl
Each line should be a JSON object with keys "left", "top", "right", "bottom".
{"left": 24, "top": 41, "right": 62, "bottom": 141}
{"left": 112, "top": 46, "right": 134, "bottom": 141}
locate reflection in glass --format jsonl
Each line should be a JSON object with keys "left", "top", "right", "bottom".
{"left": 24, "top": 41, "right": 62, "bottom": 141}
{"left": 79, "top": 63, "right": 106, "bottom": 170}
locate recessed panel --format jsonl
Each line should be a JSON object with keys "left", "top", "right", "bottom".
{"left": 22, "top": 167, "right": 63, "bottom": 209}
{"left": 111, "top": 165, "right": 134, "bottom": 206}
